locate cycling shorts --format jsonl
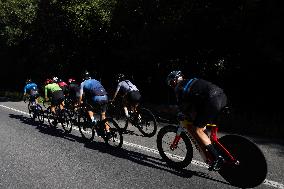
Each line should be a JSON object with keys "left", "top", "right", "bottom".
{"left": 192, "top": 92, "right": 227, "bottom": 128}
{"left": 126, "top": 90, "right": 141, "bottom": 104}
{"left": 86, "top": 95, "right": 108, "bottom": 113}
{"left": 51, "top": 90, "right": 65, "bottom": 106}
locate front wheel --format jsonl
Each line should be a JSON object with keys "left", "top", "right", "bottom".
{"left": 157, "top": 125, "right": 193, "bottom": 169}
{"left": 217, "top": 135, "right": 267, "bottom": 188}
{"left": 101, "top": 117, "right": 123, "bottom": 148}
{"left": 77, "top": 113, "right": 95, "bottom": 142}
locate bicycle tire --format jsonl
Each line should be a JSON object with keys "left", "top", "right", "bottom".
{"left": 100, "top": 117, "right": 123, "bottom": 148}
{"left": 107, "top": 103, "right": 128, "bottom": 131}
{"left": 36, "top": 104, "right": 44, "bottom": 123}
{"left": 157, "top": 125, "right": 193, "bottom": 169}
{"left": 44, "top": 107, "right": 57, "bottom": 128}
{"left": 136, "top": 108, "right": 157, "bottom": 137}
{"left": 59, "top": 109, "right": 73, "bottom": 133}
{"left": 28, "top": 101, "right": 36, "bottom": 120}
{"left": 77, "top": 112, "right": 95, "bottom": 142}
{"left": 217, "top": 135, "right": 267, "bottom": 188}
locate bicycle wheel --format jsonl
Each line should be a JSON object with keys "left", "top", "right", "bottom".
{"left": 28, "top": 102, "right": 36, "bottom": 120}
{"left": 217, "top": 135, "right": 267, "bottom": 188}
{"left": 44, "top": 107, "right": 57, "bottom": 128}
{"left": 157, "top": 125, "right": 193, "bottom": 169}
{"left": 77, "top": 112, "right": 95, "bottom": 141}
{"left": 101, "top": 117, "right": 123, "bottom": 148}
{"left": 35, "top": 104, "right": 44, "bottom": 123}
{"left": 59, "top": 109, "right": 73, "bottom": 133}
{"left": 136, "top": 108, "right": 157, "bottom": 137}
{"left": 107, "top": 103, "right": 128, "bottom": 131}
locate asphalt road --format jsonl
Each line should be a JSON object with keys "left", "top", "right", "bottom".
{"left": 0, "top": 101, "right": 283, "bottom": 189}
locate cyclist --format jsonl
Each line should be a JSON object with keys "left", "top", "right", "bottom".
{"left": 166, "top": 70, "right": 227, "bottom": 171}
{"left": 79, "top": 70, "right": 110, "bottom": 133}
{"left": 57, "top": 78, "right": 68, "bottom": 96}
{"left": 23, "top": 78, "right": 40, "bottom": 105}
{"left": 44, "top": 78, "right": 65, "bottom": 115}
{"left": 110, "top": 73, "right": 141, "bottom": 119}
{"left": 67, "top": 78, "right": 81, "bottom": 108}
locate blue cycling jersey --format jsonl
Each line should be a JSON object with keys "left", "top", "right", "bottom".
{"left": 24, "top": 83, "right": 38, "bottom": 93}
{"left": 80, "top": 79, "right": 107, "bottom": 96}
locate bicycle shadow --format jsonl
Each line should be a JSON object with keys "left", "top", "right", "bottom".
{"left": 84, "top": 141, "right": 231, "bottom": 187}
{"left": 8, "top": 113, "right": 86, "bottom": 143}
{"left": 8, "top": 113, "right": 233, "bottom": 187}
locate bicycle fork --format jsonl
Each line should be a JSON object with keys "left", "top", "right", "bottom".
{"left": 170, "top": 125, "right": 184, "bottom": 150}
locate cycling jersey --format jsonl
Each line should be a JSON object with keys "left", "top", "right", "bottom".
{"left": 80, "top": 79, "right": 107, "bottom": 97}
{"left": 115, "top": 80, "right": 139, "bottom": 95}
{"left": 176, "top": 78, "right": 227, "bottom": 127}
{"left": 80, "top": 79, "right": 108, "bottom": 113}
{"left": 45, "top": 83, "right": 64, "bottom": 106}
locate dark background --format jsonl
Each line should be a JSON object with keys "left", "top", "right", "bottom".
{"left": 1, "top": 0, "right": 283, "bottom": 137}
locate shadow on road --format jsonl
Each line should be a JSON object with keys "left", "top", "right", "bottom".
{"left": 8, "top": 113, "right": 233, "bottom": 187}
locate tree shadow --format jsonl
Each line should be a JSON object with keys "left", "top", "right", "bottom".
{"left": 8, "top": 113, "right": 233, "bottom": 187}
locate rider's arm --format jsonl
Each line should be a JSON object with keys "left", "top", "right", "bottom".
{"left": 44, "top": 85, "right": 49, "bottom": 100}
{"left": 112, "top": 84, "right": 121, "bottom": 101}
{"left": 79, "top": 82, "right": 84, "bottom": 104}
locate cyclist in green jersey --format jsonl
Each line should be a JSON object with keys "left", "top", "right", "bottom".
{"left": 44, "top": 78, "right": 65, "bottom": 114}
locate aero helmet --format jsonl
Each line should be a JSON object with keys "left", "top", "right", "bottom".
{"left": 166, "top": 70, "right": 183, "bottom": 86}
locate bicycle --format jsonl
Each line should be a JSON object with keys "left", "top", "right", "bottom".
{"left": 107, "top": 99, "right": 157, "bottom": 137}
{"left": 76, "top": 102, "right": 123, "bottom": 148}
{"left": 43, "top": 100, "right": 73, "bottom": 133}
{"left": 156, "top": 108, "right": 267, "bottom": 188}
{"left": 24, "top": 96, "right": 44, "bottom": 123}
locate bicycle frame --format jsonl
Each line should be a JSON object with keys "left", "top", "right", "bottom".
{"left": 171, "top": 120, "right": 238, "bottom": 166}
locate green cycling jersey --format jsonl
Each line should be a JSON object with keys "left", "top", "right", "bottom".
{"left": 45, "top": 83, "right": 62, "bottom": 97}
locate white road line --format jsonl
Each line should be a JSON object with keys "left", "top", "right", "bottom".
{"left": 1, "top": 104, "right": 283, "bottom": 189}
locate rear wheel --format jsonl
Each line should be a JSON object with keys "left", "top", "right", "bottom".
{"left": 217, "top": 135, "right": 267, "bottom": 188}
{"left": 157, "top": 125, "right": 193, "bottom": 169}
{"left": 44, "top": 107, "right": 57, "bottom": 128}
{"left": 59, "top": 109, "right": 73, "bottom": 133}
{"left": 35, "top": 104, "right": 44, "bottom": 123}
{"left": 136, "top": 108, "right": 157, "bottom": 137}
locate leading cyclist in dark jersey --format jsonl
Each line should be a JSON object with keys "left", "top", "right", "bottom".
{"left": 166, "top": 70, "right": 227, "bottom": 171}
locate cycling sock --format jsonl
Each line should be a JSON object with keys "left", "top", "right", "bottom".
{"left": 206, "top": 144, "right": 221, "bottom": 160}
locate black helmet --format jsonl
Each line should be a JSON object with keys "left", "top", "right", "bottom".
{"left": 166, "top": 70, "right": 183, "bottom": 86}
{"left": 26, "top": 78, "right": 32, "bottom": 84}
{"left": 83, "top": 70, "right": 91, "bottom": 80}
{"left": 116, "top": 73, "right": 125, "bottom": 82}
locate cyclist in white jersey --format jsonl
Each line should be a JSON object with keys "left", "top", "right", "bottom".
{"left": 111, "top": 73, "right": 141, "bottom": 118}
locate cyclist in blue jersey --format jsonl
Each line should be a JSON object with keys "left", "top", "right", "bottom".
{"left": 166, "top": 70, "right": 227, "bottom": 171}
{"left": 23, "top": 78, "right": 40, "bottom": 105}
{"left": 79, "top": 70, "right": 109, "bottom": 132}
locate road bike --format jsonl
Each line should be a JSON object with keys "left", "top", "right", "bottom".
{"left": 76, "top": 102, "right": 123, "bottom": 148}
{"left": 24, "top": 96, "right": 44, "bottom": 123}
{"left": 43, "top": 100, "right": 73, "bottom": 133}
{"left": 156, "top": 109, "right": 267, "bottom": 188}
{"left": 107, "top": 99, "right": 157, "bottom": 137}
